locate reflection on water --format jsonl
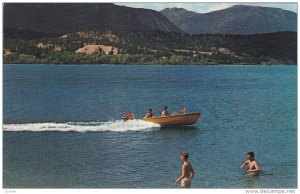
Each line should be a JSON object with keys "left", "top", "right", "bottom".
{"left": 243, "top": 172, "right": 260, "bottom": 188}
{"left": 242, "top": 170, "right": 276, "bottom": 188}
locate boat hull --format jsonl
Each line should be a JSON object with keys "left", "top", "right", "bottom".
{"left": 142, "top": 112, "right": 200, "bottom": 126}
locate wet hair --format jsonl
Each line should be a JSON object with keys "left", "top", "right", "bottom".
{"left": 247, "top": 152, "right": 255, "bottom": 158}
{"left": 181, "top": 152, "right": 189, "bottom": 160}
{"left": 148, "top": 108, "right": 152, "bottom": 112}
{"left": 164, "top": 106, "right": 168, "bottom": 110}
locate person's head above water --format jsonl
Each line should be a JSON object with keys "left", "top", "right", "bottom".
{"left": 247, "top": 152, "right": 255, "bottom": 160}
{"left": 180, "top": 151, "right": 189, "bottom": 161}
{"left": 148, "top": 108, "right": 152, "bottom": 112}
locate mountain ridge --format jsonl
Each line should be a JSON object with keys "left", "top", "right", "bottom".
{"left": 4, "top": 3, "right": 183, "bottom": 35}
{"left": 160, "top": 5, "right": 297, "bottom": 34}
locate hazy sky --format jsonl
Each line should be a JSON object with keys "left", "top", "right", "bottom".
{"left": 115, "top": 2, "right": 297, "bottom": 13}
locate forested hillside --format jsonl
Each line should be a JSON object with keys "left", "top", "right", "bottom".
{"left": 4, "top": 29, "right": 297, "bottom": 65}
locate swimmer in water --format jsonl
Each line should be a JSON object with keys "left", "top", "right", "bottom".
{"left": 175, "top": 151, "right": 195, "bottom": 188}
{"left": 240, "top": 152, "right": 260, "bottom": 174}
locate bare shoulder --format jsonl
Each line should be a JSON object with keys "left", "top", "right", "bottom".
{"left": 181, "top": 162, "right": 188, "bottom": 168}
{"left": 184, "top": 162, "right": 192, "bottom": 168}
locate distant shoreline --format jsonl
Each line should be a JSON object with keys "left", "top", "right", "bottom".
{"left": 3, "top": 63, "right": 297, "bottom": 66}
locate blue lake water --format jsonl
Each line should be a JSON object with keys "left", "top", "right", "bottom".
{"left": 3, "top": 64, "right": 297, "bottom": 188}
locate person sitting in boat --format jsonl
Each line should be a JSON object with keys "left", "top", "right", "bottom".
{"left": 161, "top": 106, "right": 169, "bottom": 116}
{"left": 144, "top": 108, "right": 153, "bottom": 118}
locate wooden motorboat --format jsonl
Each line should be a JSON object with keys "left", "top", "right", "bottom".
{"left": 142, "top": 112, "right": 200, "bottom": 126}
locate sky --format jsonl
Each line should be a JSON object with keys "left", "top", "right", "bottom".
{"left": 115, "top": 2, "right": 297, "bottom": 13}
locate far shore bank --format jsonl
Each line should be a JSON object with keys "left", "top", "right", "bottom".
{"left": 4, "top": 63, "right": 297, "bottom": 66}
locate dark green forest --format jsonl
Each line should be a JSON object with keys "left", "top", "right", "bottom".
{"left": 3, "top": 29, "right": 297, "bottom": 65}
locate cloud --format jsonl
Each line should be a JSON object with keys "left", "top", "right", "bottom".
{"left": 205, "top": 3, "right": 232, "bottom": 13}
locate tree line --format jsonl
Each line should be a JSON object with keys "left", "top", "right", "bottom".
{"left": 3, "top": 29, "right": 297, "bottom": 65}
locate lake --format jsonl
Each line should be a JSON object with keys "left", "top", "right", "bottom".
{"left": 3, "top": 64, "right": 297, "bottom": 188}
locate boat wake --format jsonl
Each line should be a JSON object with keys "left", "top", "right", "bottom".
{"left": 3, "top": 119, "right": 161, "bottom": 132}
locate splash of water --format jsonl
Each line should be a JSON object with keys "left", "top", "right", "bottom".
{"left": 3, "top": 119, "right": 161, "bottom": 132}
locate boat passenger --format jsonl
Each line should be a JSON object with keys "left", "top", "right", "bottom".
{"left": 144, "top": 108, "right": 153, "bottom": 118}
{"left": 162, "top": 106, "right": 169, "bottom": 116}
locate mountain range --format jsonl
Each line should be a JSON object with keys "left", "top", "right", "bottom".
{"left": 161, "top": 5, "right": 297, "bottom": 34}
{"left": 3, "top": 3, "right": 182, "bottom": 35}
{"left": 3, "top": 3, "right": 297, "bottom": 65}
{"left": 4, "top": 3, "right": 297, "bottom": 35}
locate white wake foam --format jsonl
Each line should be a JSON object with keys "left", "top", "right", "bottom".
{"left": 3, "top": 120, "right": 161, "bottom": 132}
